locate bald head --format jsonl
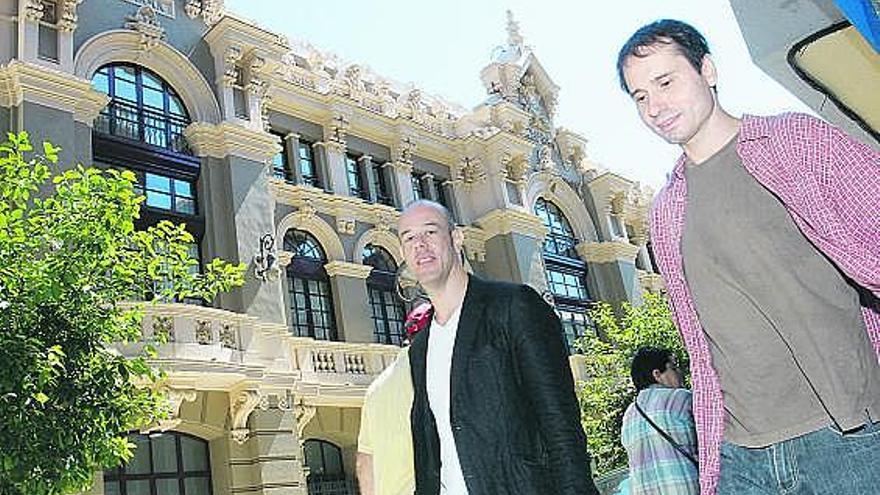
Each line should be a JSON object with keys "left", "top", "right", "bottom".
{"left": 400, "top": 200, "right": 454, "bottom": 231}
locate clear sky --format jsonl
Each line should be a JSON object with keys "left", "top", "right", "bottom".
{"left": 224, "top": 0, "right": 813, "bottom": 190}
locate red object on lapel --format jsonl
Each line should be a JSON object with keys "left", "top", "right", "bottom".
{"left": 404, "top": 301, "right": 433, "bottom": 339}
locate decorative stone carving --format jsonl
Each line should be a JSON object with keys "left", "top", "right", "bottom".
{"left": 502, "top": 152, "right": 528, "bottom": 182}
{"left": 24, "top": 0, "right": 45, "bottom": 22}
{"left": 229, "top": 389, "right": 261, "bottom": 444}
{"left": 195, "top": 319, "right": 212, "bottom": 345}
{"left": 152, "top": 315, "right": 174, "bottom": 342}
{"left": 219, "top": 322, "right": 236, "bottom": 349}
{"left": 222, "top": 46, "right": 242, "bottom": 87}
{"left": 328, "top": 113, "right": 349, "bottom": 148}
{"left": 456, "top": 156, "right": 486, "bottom": 189}
{"left": 335, "top": 216, "right": 356, "bottom": 235}
{"left": 294, "top": 401, "right": 317, "bottom": 442}
{"left": 58, "top": 0, "right": 82, "bottom": 33}
{"left": 125, "top": 6, "right": 165, "bottom": 51}
{"left": 184, "top": 0, "right": 201, "bottom": 18}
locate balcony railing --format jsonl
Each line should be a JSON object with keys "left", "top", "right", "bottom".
{"left": 123, "top": 304, "right": 401, "bottom": 386}
{"left": 95, "top": 99, "right": 191, "bottom": 154}
{"left": 307, "top": 477, "right": 360, "bottom": 495}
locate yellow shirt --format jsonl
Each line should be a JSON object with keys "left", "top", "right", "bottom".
{"left": 358, "top": 348, "right": 415, "bottom": 495}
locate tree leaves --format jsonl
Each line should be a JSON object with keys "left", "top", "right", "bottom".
{"left": 0, "top": 132, "right": 244, "bottom": 494}
{"left": 576, "top": 292, "right": 688, "bottom": 475}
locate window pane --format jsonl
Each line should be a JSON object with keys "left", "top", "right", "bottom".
{"left": 125, "top": 436, "right": 150, "bottom": 474}
{"left": 92, "top": 70, "right": 110, "bottom": 94}
{"left": 146, "top": 191, "right": 172, "bottom": 210}
{"left": 155, "top": 478, "right": 181, "bottom": 495}
{"left": 184, "top": 477, "right": 211, "bottom": 495}
{"left": 126, "top": 480, "right": 150, "bottom": 495}
{"left": 114, "top": 78, "right": 137, "bottom": 103}
{"left": 142, "top": 71, "right": 163, "bottom": 90}
{"left": 181, "top": 435, "right": 208, "bottom": 472}
{"left": 143, "top": 86, "right": 165, "bottom": 110}
{"left": 146, "top": 173, "right": 171, "bottom": 192}
{"left": 37, "top": 25, "right": 58, "bottom": 61}
{"left": 174, "top": 179, "right": 193, "bottom": 198}
{"left": 169, "top": 95, "right": 186, "bottom": 117}
{"left": 103, "top": 481, "right": 121, "bottom": 495}
{"left": 150, "top": 434, "right": 177, "bottom": 473}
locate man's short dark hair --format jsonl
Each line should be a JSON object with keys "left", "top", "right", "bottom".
{"left": 630, "top": 347, "right": 674, "bottom": 391}
{"left": 616, "top": 19, "right": 711, "bottom": 94}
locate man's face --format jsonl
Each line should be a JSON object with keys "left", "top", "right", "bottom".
{"left": 398, "top": 205, "right": 463, "bottom": 291}
{"left": 622, "top": 43, "right": 717, "bottom": 146}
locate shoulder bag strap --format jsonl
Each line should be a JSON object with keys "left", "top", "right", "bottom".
{"left": 634, "top": 399, "right": 698, "bottom": 467}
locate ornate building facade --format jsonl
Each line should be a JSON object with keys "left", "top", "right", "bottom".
{"left": 0, "top": 1, "right": 658, "bottom": 494}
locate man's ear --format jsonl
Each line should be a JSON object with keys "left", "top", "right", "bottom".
{"left": 451, "top": 227, "right": 465, "bottom": 255}
{"left": 700, "top": 54, "right": 718, "bottom": 88}
{"left": 651, "top": 368, "right": 664, "bottom": 383}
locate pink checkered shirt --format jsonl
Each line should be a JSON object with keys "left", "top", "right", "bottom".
{"left": 650, "top": 113, "right": 880, "bottom": 495}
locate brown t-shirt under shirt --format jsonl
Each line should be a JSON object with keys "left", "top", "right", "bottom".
{"left": 681, "top": 135, "right": 880, "bottom": 447}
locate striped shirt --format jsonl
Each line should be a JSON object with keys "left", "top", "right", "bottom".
{"left": 650, "top": 113, "right": 880, "bottom": 495}
{"left": 622, "top": 387, "right": 699, "bottom": 495}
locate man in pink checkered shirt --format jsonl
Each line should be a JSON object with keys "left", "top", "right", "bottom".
{"left": 616, "top": 19, "right": 880, "bottom": 495}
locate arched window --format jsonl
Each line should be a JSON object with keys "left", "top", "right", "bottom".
{"left": 103, "top": 432, "right": 212, "bottom": 495}
{"left": 534, "top": 198, "right": 594, "bottom": 353}
{"left": 304, "top": 439, "right": 351, "bottom": 494}
{"left": 92, "top": 63, "right": 191, "bottom": 154}
{"left": 363, "top": 244, "right": 406, "bottom": 345}
{"left": 285, "top": 230, "right": 337, "bottom": 341}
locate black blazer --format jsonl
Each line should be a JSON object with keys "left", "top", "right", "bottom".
{"left": 409, "top": 276, "right": 598, "bottom": 494}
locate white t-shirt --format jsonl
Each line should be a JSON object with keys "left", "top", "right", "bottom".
{"left": 425, "top": 304, "right": 468, "bottom": 495}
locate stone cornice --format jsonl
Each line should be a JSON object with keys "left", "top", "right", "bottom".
{"left": 269, "top": 180, "right": 400, "bottom": 227}
{"left": 0, "top": 60, "right": 109, "bottom": 124}
{"left": 474, "top": 208, "right": 548, "bottom": 241}
{"left": 323, "top": 261, "right": 374, "bottom": 279}
{"left": 184, "top": 122, "right": 280, "bottom": 163}
{"left": 576, "top": 241, "right": 640, "bottom": 264}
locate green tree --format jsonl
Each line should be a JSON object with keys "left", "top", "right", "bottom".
{"left": 0, "top": 132, "right": 245, "bottom": 494}
{"left": 576, "top": 292, "right": 688, "bottom": 475}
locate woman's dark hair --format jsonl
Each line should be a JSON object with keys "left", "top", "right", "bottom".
{"left": 616, "top": 19, "right": 711, "bottom": 94}
{"left": 630, "top": 347, "right": 674, "bottom": 391}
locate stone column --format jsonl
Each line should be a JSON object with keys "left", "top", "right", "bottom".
{"left": 324, "top": 261, "right": 374, "bottom": 343}
{"left": 323, "top": 141, "right": 350, "bottom": 196}
{"left": 226, "top": 399, "right": 308, "bottom": 495}
{"left": 389, "top": 161, "right": 415, "bottom": 207}
{"left": 284, "top": 132, "right": 302, "bottom": 184}
{"left": 359, "top": 154, "right": 377, "bottom": 203}
{"left": 311, "top": 142, "right": 332, "bottom": 193}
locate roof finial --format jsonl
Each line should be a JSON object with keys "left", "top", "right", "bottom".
{"left": 506, "top": 10, "right": 523, "bottom": 47}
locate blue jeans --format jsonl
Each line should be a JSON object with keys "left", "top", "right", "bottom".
{"left": 717, "top": 420, "right": 880, "bottom": 494}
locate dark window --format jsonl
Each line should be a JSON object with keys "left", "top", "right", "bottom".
{"left": 534, "top": 197, "right": 593, "bottom": 354}
{"left": 271, "top": 133, "right": 289, "bottom": 181}
{"left": 372, "top": 161, "right": 393, "bottom": 206}
{"left": 411, "top": 172, "right": 426, "bottom": 201}
{"left": 103, "top": 432, "right": 212, "bottom": 495}
{"left": 92, "top": 64, "right": 191, "bottom": 154}
{"left": 133, "top": 171, "right": 197, "bottom": 216}
{"left": 231, "top": 66, "right": 248, "bottom": 119}
{"left": 285, "top": 230, "right": 336, "bottom": 340}
{"left": 299, "top": 140, "right": 319, "bottom": 187}
{"left": 346, "top": 154, "right": 366, "bottom": 199}
{"left": 37, "top": 0, "right": 59, "bottom": 61}
{"left": 363, "top": 244, "right": 405, "bottom": 345}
